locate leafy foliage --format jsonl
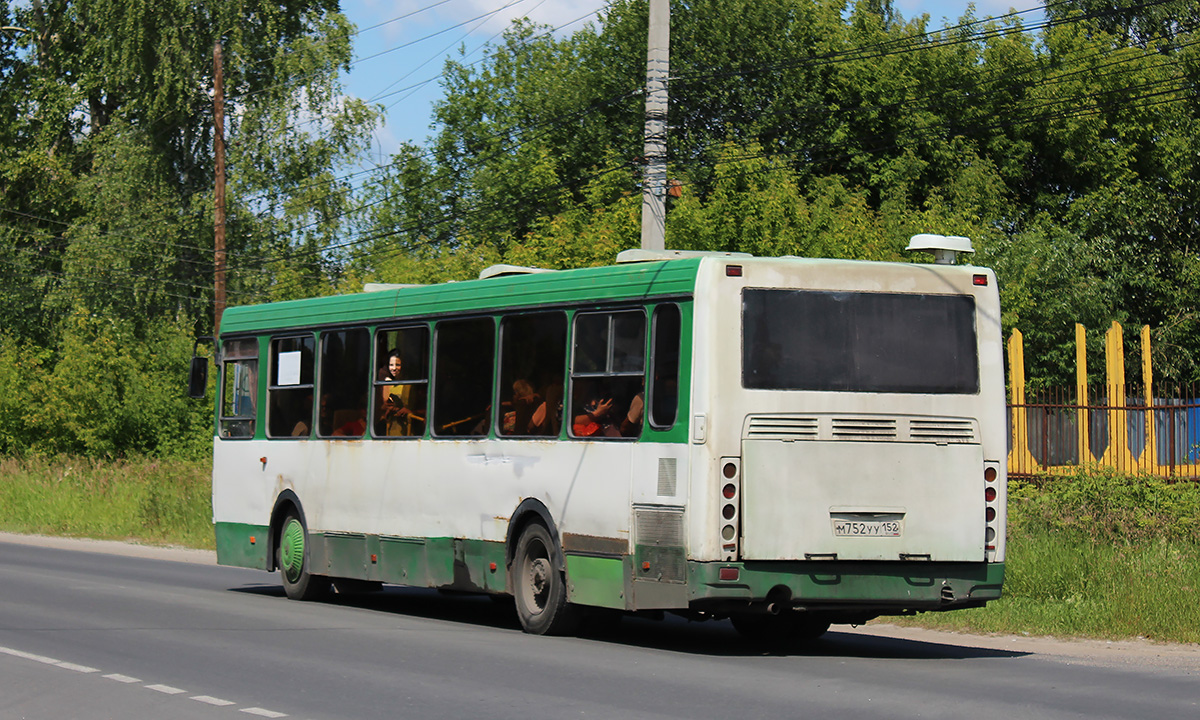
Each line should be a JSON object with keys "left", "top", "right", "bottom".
{"left": 0, "top": 0, "right": 378, "bottom": 457}
{"left": 7, "top": 0, "right": 1200, "bottom": 456}
{"left": 360, "top": 0, "right": 1200, "bottom": 387}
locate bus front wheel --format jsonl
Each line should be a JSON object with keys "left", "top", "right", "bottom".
{"left": 512, "top": 522, "right": 579, "bottom": 635}
{"left": 278, "top": 511, "right": 329, "bottom": 601}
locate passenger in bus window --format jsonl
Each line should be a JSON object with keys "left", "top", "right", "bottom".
{"left": 503, "top": 379, "right": 541, "bottom": 435}
{"left": 332, "top": 395, "right": 368, "bottom": 437}
{"left": 291, "top": 392, "right": 314, "bottom": 436}
{"left": 572, "top": 383, "right": 620, "bottom": 437}
{"left": 529, "top": 377, "right": 563, "bottom": 436}
{"left": 377, "top": 350, "right": 415, "bottom": 435}
{"left": 620, "top": 390, "right": 644, "bottom": 437}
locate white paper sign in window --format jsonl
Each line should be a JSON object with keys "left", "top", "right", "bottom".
{"left": 277, "top": 351, "right": 302, "bottom": 386}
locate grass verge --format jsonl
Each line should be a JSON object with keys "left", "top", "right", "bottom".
{"left": 0, "top": 455, "right": 214, "bottom": 550}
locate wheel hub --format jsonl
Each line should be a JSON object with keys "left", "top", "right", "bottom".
{"left": 525, "top": 557, "right": 552, "bottom": 613}
{"left": 280, "top": 519, "right": 305, "bottom": 583}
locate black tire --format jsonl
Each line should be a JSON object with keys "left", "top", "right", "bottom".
{"left": 731, "top": 612, "right": 830, "bottom": 644}
{"left": 277, "top": 511, "right": 329, "bottom": 601}
{"left": 512, "top": 522, "right": 579, "bottom": 635}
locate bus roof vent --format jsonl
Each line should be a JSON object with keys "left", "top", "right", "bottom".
{"left": 363, "top": 283, "right": 426, "bottom": 292}
{"left": 616, "top": 249, "right": 753, "bottom": 264}
{"left": 906, "top": 234, "right": 973, "bottom": 265}
{"left": 478, "top": 264, "right": 557, "bottom": 280}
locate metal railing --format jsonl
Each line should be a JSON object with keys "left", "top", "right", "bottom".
{"left": 1008, "top": 387, "right": 1200, "bottom": 479}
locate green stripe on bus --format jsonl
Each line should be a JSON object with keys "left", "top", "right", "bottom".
{"left": 214, "top": 522, "right": 271, "bottom": 570}
{"left": 310, "top": 533, "right": 508, "bottom": 593}
{"left": 565, "top": 555, "right": 627, "bottom": 610}
{"left": 689, "top": 561, "right": 1005, "bottom": 606}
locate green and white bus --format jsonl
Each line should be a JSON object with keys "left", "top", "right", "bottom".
{"left": 207, "top": 247, "right": 1006, "bottom": 639}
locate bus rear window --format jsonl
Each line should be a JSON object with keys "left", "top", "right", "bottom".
{"left": 742, "top": 289, "right": 979, "bottom": 394}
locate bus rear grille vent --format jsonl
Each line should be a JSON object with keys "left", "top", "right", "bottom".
{"left": 657, "top": 457, "right": 678, "bottom": 496}
{"left": 635, "top": 508, "right": 686, "bottom": 547}
{"left": 909, "top": 419, "right": 975, "bottom": 443}
{"left": 832, "top": 417, "right": 898, "bottom": 439}
{"left": 746, "top": 416, "right": 819, "bottom": 439}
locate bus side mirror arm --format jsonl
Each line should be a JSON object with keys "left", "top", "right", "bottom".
{"left": 189, "top": 336, "right": 215, "bottom": 399}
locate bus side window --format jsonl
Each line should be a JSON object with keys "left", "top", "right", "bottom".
{"left": 219, "top": 338, "right": 258, "bottom": 438}
{"left": 649, "top": 303, "right": 681, "bottom": 429}
{"left": 498, "top": 312, "right": 567, "bottom": 437}
{"left": 569, "top": 310, "right": 646, "bottom": 439}
{"left": 373, "top": 326, "right": 430, "bottom": 438}
{"left": 267, "top": 335, "right": 314, "bottom": 438}
{"left": 318, "top": 328, "right": 370, "bottom": 438}
{"left": 432, "top": 317, "right": 495, "bottom": 437}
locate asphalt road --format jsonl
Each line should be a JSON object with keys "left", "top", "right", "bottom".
{"left": 0, "top": 535, "right": 1196, "bottom": 720}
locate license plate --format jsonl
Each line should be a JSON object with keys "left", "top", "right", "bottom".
{"left": 832, "top": 516, "right": 903, "bottom": 537}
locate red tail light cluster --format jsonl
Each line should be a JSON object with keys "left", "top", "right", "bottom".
{"left": 984, "top": 465, "right": 999, "bottom": 552}
{"left": 720, "top": 458, "right": 740, "bottom": 562}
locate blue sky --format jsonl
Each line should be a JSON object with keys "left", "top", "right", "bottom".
{"left": 339, "top": 0, "right": 1045, "bottom": 164}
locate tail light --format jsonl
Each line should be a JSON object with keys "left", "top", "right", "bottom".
{"left": 720, "top": 457, "right": 740, "bottom": 561}
{"left": 984, "top": 462, "right": 1000, "bottom": 555}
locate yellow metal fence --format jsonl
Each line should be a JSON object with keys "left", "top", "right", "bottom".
{"left": 1007, "top": 322, "right": 1200, "bottom": 479}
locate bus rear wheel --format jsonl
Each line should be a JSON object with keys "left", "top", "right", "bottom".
{"left": 278, "top": 512, "right": 329, "bottom": 601}
{"left": 512, "top": 522, "right": 579, "bottom": 635}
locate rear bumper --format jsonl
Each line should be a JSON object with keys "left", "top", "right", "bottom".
{"left": 688, "top": 560, "right": 1004, "bottom": 616}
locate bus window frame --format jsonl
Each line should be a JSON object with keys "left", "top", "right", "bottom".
{"left": 495, "top": 310, "right": 569, "bottom": 440}
{"left": 266, "top": 333, "right": 316, "bottom": 439}
{"left": 430, "top": 315, "right": 497, "bottom": 439}
{"left": 568, "top": 307, "right": 647, "bottom": 441}
{"left": 218, "top": 337, "right": 259, "bottom": 439}
{"left": 647, "top": 302, "right": 682, "bottom": 431}
{"left": 371, "top": 323, "right": 431, "bottom": 440}
{"left": 315, "top": 327, "right": 371, "bottom": 439}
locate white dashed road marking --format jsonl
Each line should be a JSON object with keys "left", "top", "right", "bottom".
{"left": 56, "top": 661, "right": 99, "bottom": 673}
{"left": 0, "top": 646, "right": 58, "bottom": 664}
{"left": 3, "top": 643, "right": 292, "bottom": 719}
{"left": 241, "top": 708, "right": 288, "bottom": 718}
{"left": 146, "top": 683, "right": 187, "bottom": 695}
{"left": 191, "top": 695, "right": 236, "bottom": 707}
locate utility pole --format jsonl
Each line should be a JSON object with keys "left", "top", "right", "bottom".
{"left": 213, "top": 41, "right": 227, "bottom": 338}
{"left": 640, "top": 0, "right": 669, "bottom": 251}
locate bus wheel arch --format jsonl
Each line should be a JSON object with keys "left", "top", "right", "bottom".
{"left": 504, "top": 499, "right": 562, "bottom": 574}
{"left": 268, "top": 490, "right": 306, "bottom": 572}
{"left": 270, "top": 491, "right": 329, "bottom": 601}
